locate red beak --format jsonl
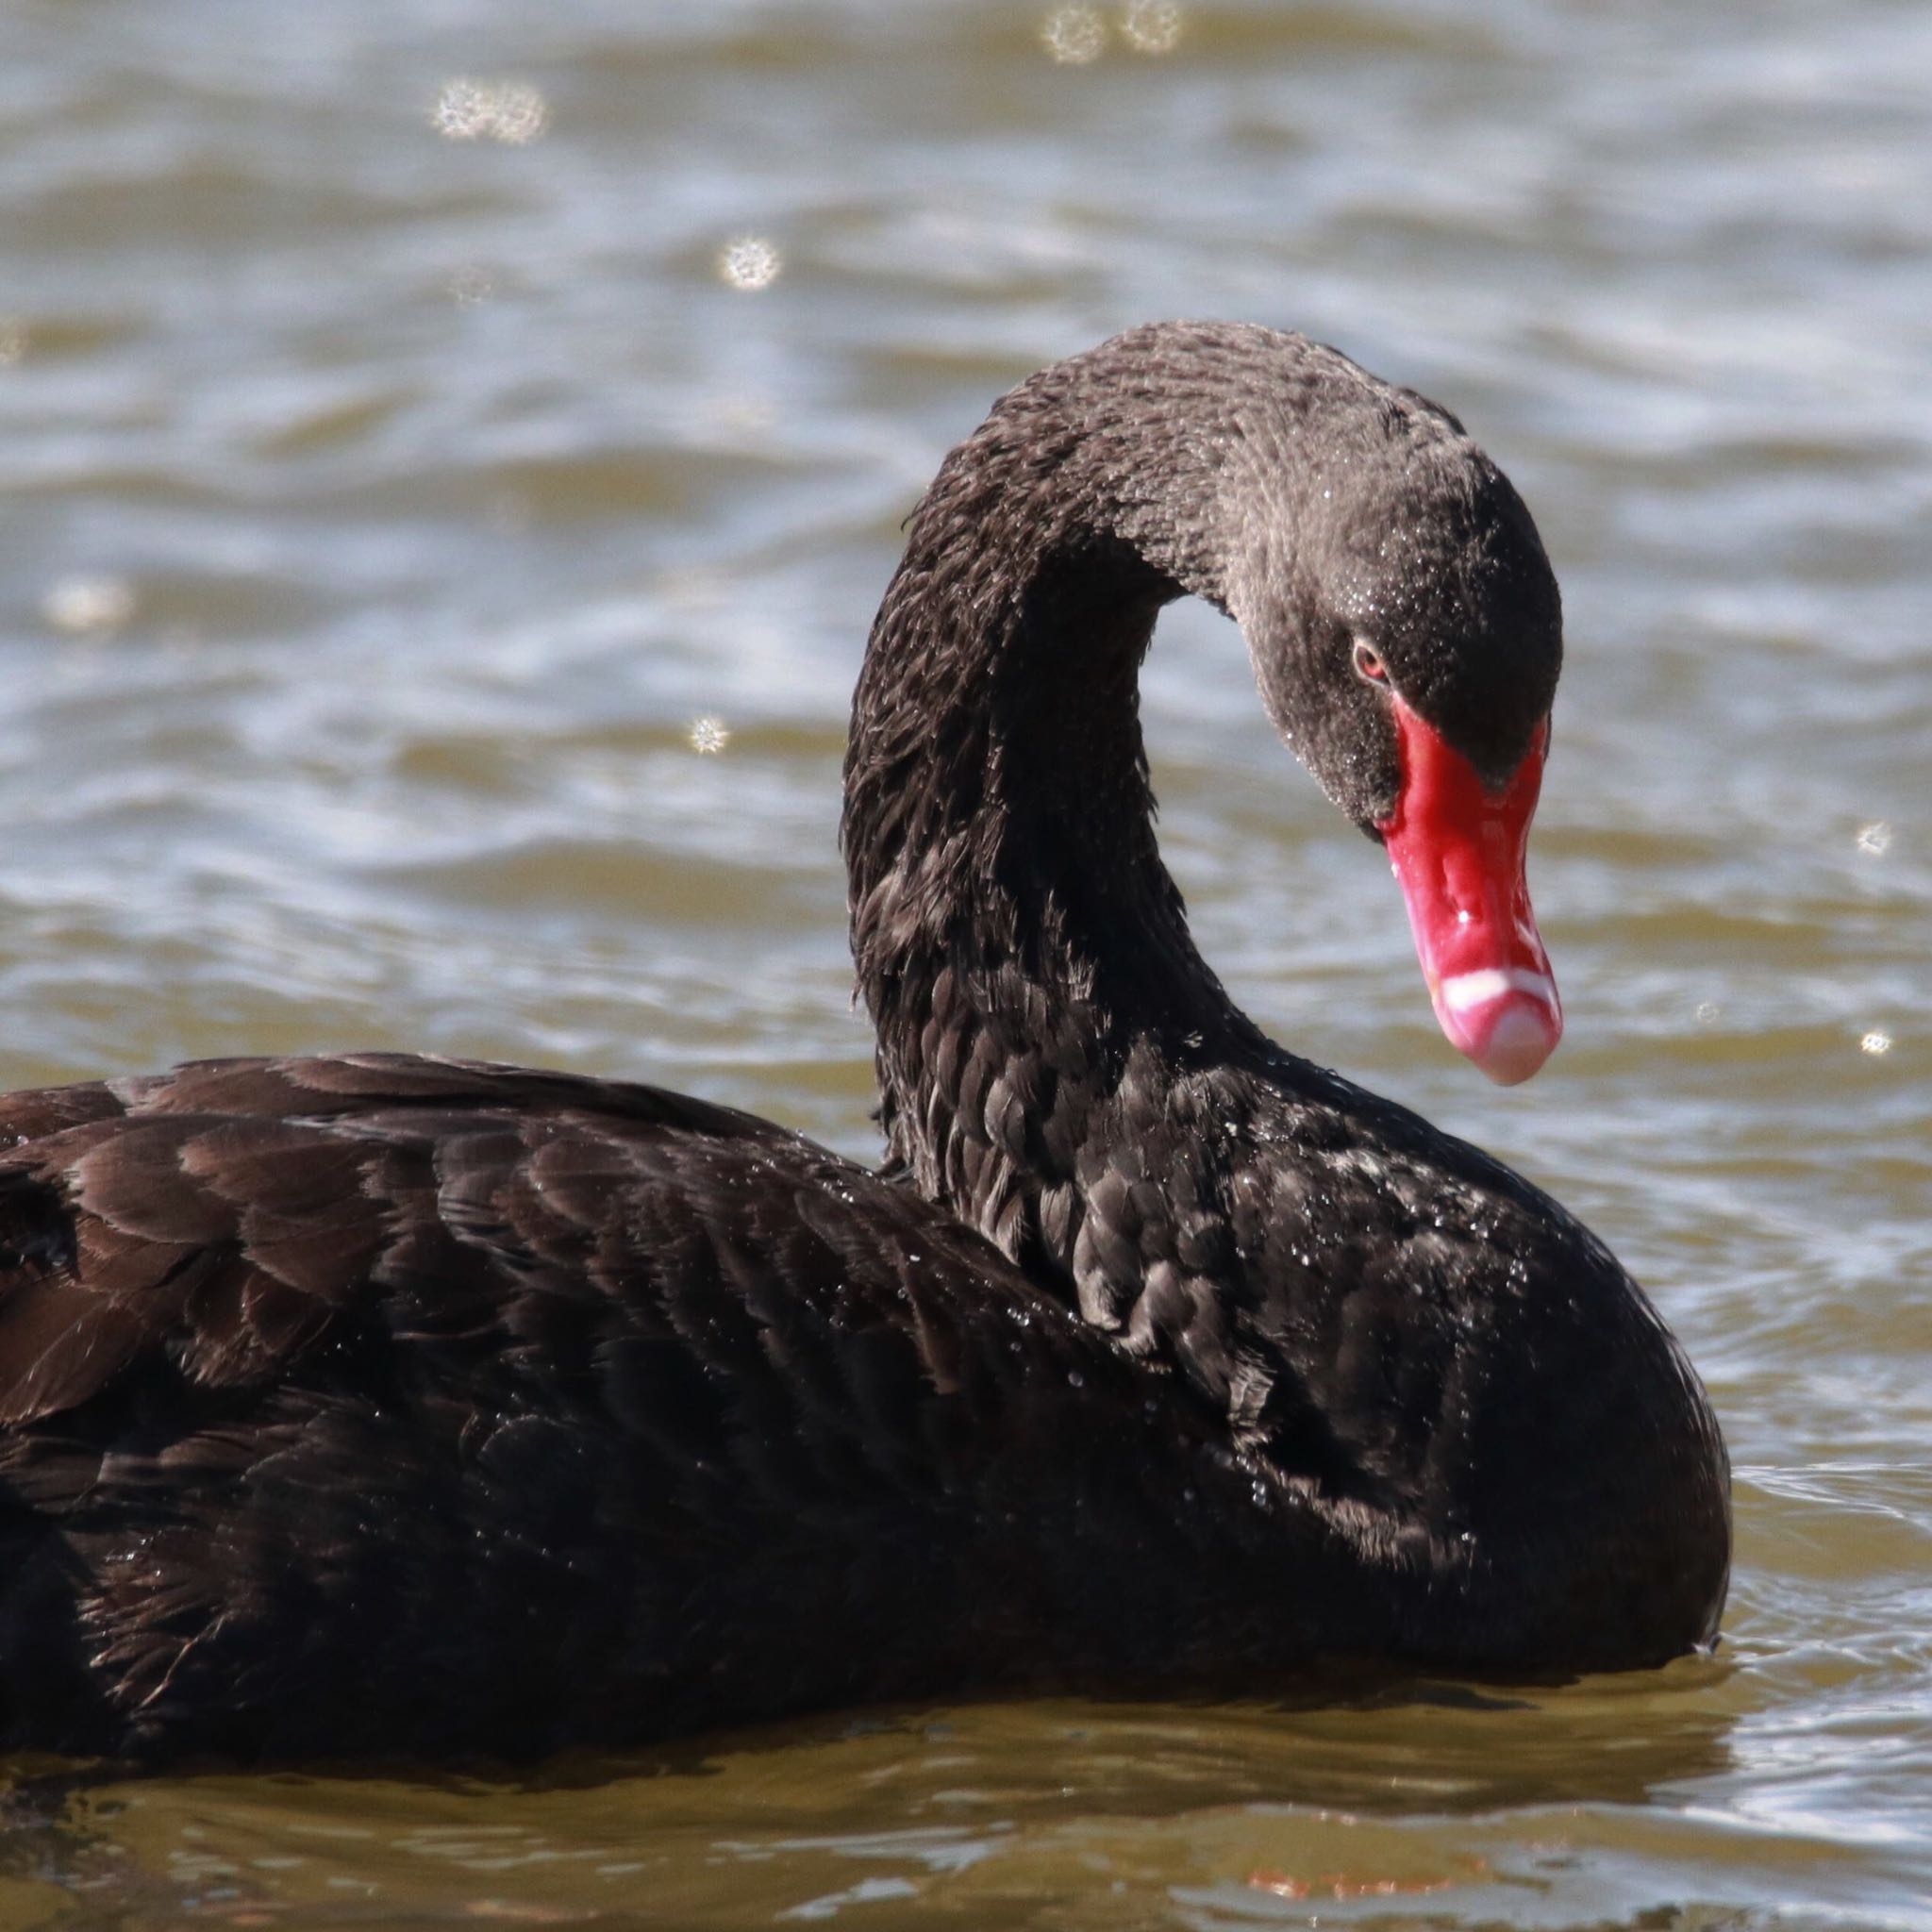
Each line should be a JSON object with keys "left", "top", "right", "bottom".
{"left": 1378, "top": 698, "right": 1561, "bottom": 1086}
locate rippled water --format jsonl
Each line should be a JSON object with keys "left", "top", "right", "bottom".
{"left": 1, "top": 0, "right": 1929, "bottom": 1924}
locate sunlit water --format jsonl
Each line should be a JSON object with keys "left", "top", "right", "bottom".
{"left": 1, "top": 1, "right": 1929, "bottom": 1925}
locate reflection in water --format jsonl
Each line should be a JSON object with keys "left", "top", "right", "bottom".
{"left": 430, "top": 77, "right": 551, "bottom": 147}
{"left": 1, "top": 1679, "right": 1740, "bottom": 1927}
{"left": 1041, "top": 8, "right": 1108, "bottom": 67}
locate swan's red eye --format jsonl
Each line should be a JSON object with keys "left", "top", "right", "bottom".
{"left": 1353, "top": 641, "right": 1388, "bottom": 684}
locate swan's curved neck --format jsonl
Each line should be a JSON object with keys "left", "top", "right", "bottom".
{"left": 842, "top": 361, "right": 1271, "bottom": 1286}
{"left": 849, "top": 538, "right": 1221, "bottom": 1023}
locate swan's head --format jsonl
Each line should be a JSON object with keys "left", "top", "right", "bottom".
{"left": 1227, "top": 387, "right": 1565, "bottom": 1085}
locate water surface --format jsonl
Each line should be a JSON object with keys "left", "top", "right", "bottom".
{"left": 0, "top": 1, "right": 1928, "bottom": 1925}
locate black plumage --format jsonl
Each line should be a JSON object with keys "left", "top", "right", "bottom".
{"left": 0, "top": 323, "right": 1728, "bottom": 1763}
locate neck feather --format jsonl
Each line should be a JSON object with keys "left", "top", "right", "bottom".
{"left": 842, "top": 336, "right": 1282, "bottom": 1298}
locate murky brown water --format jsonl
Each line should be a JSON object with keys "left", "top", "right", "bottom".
{"left": 1, "top": 0, "right": 1929, "bottom": 1924}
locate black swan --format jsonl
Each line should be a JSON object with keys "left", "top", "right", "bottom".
{"left": 0, "top": 323, "right": 1728, "bottom": 1763}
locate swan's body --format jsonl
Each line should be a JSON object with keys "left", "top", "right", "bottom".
{"left": 0, "top": 324, "right": 1727, "bottom": 1762}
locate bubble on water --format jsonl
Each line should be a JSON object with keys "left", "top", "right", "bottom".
{"left": 688, "top": 716, "right": 730, "bottom": 756}
{"left": 0, "top": 318, "right": 26, "bottom": 366}
{"left": 432, "top": 78, "right": 549, "bottom": 145}
{"left": 1041, "top": 6, "right": 1107, "bottom": 62}
{"left": 43, "top": 574, "right": 135, "bottom": 636}
{"left": 433, "top": 79, "right": 489, "bottom": 138}
{"left": 1694, "top": 1001, "right": 1721, "bottom": 1026}
{"left": 1119, "top": 1, "right": 1184, "bottom": 53}
{"left": 717, "top": 236, "right": 782, "bottom": 291}
{"left": 1859, "top": 1031, "right": 1892, "bottom": 1057}
{"left": 1855, "top": 820, "right": 1892, "bottom": 857}
{"left": 446, "top": 265, "right": 496, "bottom": 306}
{"left": 486, "top": 82, "right": 549, "bottom": 145}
